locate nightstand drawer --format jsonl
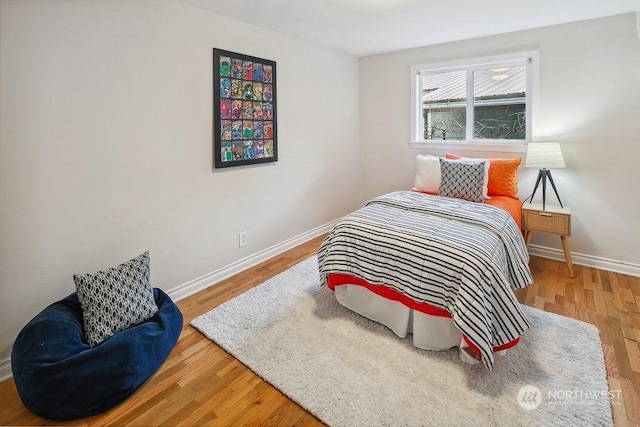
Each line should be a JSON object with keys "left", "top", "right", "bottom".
{"left": 523, "top": 210, "right": 570, "bottom": 236}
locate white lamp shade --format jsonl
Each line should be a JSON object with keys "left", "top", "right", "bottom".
{"left": 525, "top": 142, "right": 566, "bottom": 168}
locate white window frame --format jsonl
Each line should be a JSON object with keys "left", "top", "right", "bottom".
{"left": 410, "top": 51, "right": 539, "bottom": 153}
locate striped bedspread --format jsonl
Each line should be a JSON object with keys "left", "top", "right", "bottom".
{"left": 317, "top": 191, "right": 533, "bottom": 371}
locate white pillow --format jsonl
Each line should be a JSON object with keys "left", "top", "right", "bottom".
{"left": 412, "top": 154, "right": 441, "bottom": 194}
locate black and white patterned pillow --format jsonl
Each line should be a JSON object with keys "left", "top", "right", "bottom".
{"left": 438, "top": 158, "right": 486, "bottom": 203}
{"left": 74, "top": 251, "right": 158, "bottom": 347}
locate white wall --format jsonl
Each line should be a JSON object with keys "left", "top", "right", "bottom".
{"left": 359, "top": 13, "right": 640, "bottom": 272}
{"left": 0, "top": 1, "right": 359, "bottom": 365}
{"left": 2, "top": 1, "right": 638, "bottom": 377}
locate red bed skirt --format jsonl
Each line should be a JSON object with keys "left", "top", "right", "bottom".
{"left": 327, "top": 273, "right": 520, "bottom": 360}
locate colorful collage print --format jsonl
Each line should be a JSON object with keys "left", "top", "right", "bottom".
{"left": 218, "top": 55, "right": 275, "bottom": 163}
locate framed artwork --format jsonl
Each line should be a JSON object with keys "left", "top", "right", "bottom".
{"left": 213, "top": 49, "right": 278, "bottom": 168}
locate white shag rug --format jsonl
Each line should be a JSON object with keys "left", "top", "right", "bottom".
{"left": 191, "top": 256, "right": 613, "bottom": 426}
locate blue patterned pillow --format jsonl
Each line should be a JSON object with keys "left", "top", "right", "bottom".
{"left": 438, "top": 158, "right": 486, "bottom": 203}
{"left": 74, "top": 251, "right": 158, "bottom": 346}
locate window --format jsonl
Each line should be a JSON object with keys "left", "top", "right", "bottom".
{"left": 411, "top": 52, "right": 538, "bottom": 151}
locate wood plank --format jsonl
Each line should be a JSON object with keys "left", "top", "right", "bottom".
{"left": 609, "top": 316, "right": 636, "bottom": 381}
{"left": 619, "top": 377, "right": 640, "bottom": 424}
{"left": 608, "top": 376, "right": 628, "bottom": 427}
{"left": 624, "top": 338, "right": 640, "bottom": 374}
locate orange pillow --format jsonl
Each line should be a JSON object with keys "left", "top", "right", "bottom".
{"left": 445, "top": 154, "right": 522, "bottom": 199}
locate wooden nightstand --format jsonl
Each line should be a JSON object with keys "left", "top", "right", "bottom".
{"left": 522, "top": 203, "right": 574, "bottom": 278}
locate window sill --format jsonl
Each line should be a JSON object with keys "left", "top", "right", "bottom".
{"left": 409, "top": 141, "right": 528, "bottom": 154}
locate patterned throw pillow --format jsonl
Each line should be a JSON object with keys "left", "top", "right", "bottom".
{"left": 74, "top": 251, "right": 158, "bottom": 347}
{"left": 438, "top": 158, "right": 486, "bottom": 203}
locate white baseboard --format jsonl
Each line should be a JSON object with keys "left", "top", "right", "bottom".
{"left": 0, "top": 221, "right": 336, "bottom": 384}
{"left": 168, "top": 228, "right": 638, "bottom": 305}
{"left": 528, "top": 244, "right": 640, "bottom": 277}
{"left": 0, "top": 358, "right": 11, "bottom": 383}
{"left": 166, "top": 220, "right": 336, "bottom": 302}
{"left": 2, "top": 232, "right": 634, "bottom": 384}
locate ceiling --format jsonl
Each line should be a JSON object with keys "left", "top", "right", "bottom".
{"left": 179, "top": 0, "right": 640, "bottom": 57}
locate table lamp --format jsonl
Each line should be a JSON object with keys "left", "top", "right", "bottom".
{"left": 525, "top": 142, "right": 565, "bottom": 210}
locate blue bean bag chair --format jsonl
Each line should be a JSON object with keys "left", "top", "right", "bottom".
{"left": 11, "top": 288, "right": 182, "bottom": 420}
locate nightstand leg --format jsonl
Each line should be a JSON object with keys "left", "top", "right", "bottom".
{"left": 525, "top": 231, "right": 532, "bottom": 248}
{"left": 560, "top": 236, "right": 574, "bottom": 278}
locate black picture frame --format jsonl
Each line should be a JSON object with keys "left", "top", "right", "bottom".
{"left": 213, "top": 49, "right": 278, "bottom": 168}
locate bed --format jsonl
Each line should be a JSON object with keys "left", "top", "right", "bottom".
{"left": 317, "top": 154, "right": 533, "bottom": 371}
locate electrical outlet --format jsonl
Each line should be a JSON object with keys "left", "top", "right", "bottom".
{"left": 239, "top": 231, "right": 248, "bottom": 247}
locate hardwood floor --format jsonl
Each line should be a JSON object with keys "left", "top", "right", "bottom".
{"left": 514, "top": 255, "right": 640, "bottom": 426}
{"left": 0, "top": 235, "right": 638, "bottom": 426}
